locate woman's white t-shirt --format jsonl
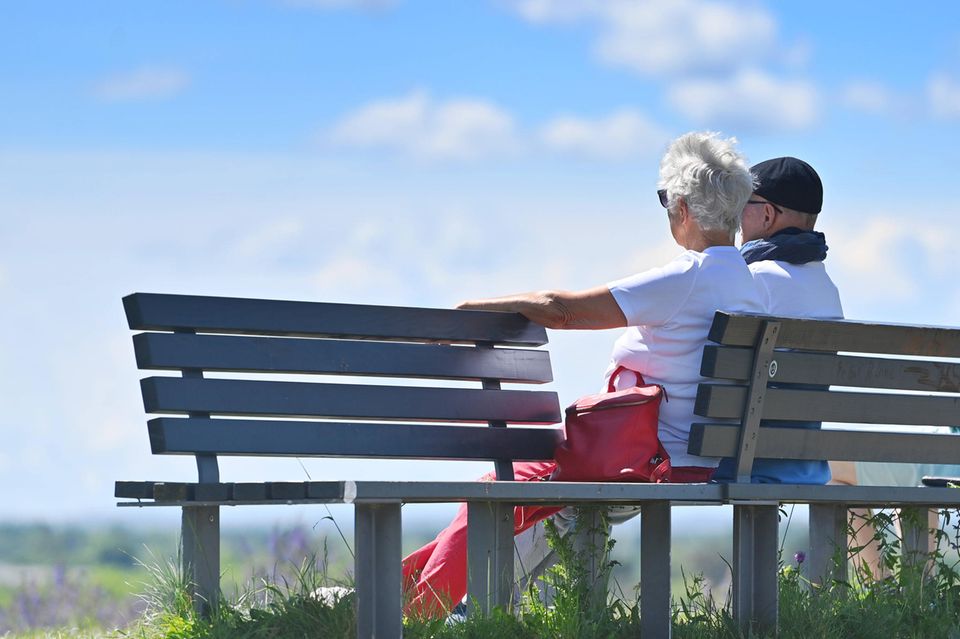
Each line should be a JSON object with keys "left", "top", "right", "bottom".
{"left": 605, "top": 245, "right": 765, "bottom": 468}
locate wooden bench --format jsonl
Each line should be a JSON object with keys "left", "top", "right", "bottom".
{"left": 116, "top": 292, "right": 960, "bottom": 638}
{"left": 687, "top": 312, "right": 960, "bottom": 628}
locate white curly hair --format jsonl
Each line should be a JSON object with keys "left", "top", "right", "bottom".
{"left": 658, "top": 132, "right": 755, "bottom": 240}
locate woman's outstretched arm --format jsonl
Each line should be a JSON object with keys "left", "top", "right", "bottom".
{"left": 457, "top": 286, "right": 627, "bottom": 330}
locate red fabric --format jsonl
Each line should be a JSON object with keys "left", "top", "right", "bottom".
{"left": 402, "top": 461, "right": 557, "bottom": 617}
{"left": 401, "top": 462, "right": 715, "bottom": 617}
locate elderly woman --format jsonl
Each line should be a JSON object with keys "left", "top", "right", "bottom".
{"left": 402, "top": 131, "right": 764, "bottom": 616}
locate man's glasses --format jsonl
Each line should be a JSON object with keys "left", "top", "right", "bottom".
{"left": 657, "top": 189, "right": 669, "bottom": 208}
{"left": 747, "top": 199, "right": 783, "bottom": 215}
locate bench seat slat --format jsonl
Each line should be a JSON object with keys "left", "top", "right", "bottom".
{"left": 690, "top": 423, "right": 960, "bottom": 464}
{"left": 133, "top": 333, "right": 553, "bottom": 383}
{"left": 115, "top": 481, "right": 156, "bottom": 499}
{"left": 116, "top": 480, "right": 727, "bottom": 505}
{"left": 141, "top": 377, "right": 561, "bottom": 423}
{"left": 148, "top": 417, "right": 563, "bottom": 460}
{"left": 116, "top": 480, "right": 960, "bottom": 508}
{"left": 695, "top": 385, "right": 960, "bottom": 426}
{"left": 114, "top": 481, "right": 342, "bottom": 503}
{"left": 702, "top": 345, "right": 960, "bottom": 392}
{"left": 723, "top": 483, "right": 960, "bottom": 506}
{"left": 124, "top": 293, "right": 547, "bottom": 346}
{"left": 709, "top": 312, "right": 960, "bottom": 357}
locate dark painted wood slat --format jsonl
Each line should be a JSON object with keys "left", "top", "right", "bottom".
{"left": 153, "top": 483, "right": 193, "bottom": 502}
{"left": 268, "top": 483, "right": 307, "bottom": 500}
{"left": 233, "top": 483, "right": 268, "bottom": 501}
{"left": 701, "top": 345, "right": 960, "bottom": 392}
{"left": 148, "top": 417, "right": 563, "bottom": 460}
{"left": 708, "top": 312, "right": 960, "bottom": 357}
{"left": 306, "top": 483, "right": 344, "bottom": 500}
{"left": 722, "top": 483, "right": 960, "bottom": 506}
{"left": 194, "top": 483, "right": 232, "bottom": 501}
{"left": 690, "top": 423, "right": 960, "bottom": 464}
{"left": 123, "top": 293, "right": 547, "bottom": 346}
{"left": 115, "top": 481, "right": 155, "bottom": 499}
{"left": 695, "top": 385, "right": 960, "bottom": 426}
{"left": 133, "top": 332, "right": 553, "bottom": 383}
{"left": 115, "top": 481, "right": 960, "bottom": 507}
{"left": 141, "top": 377, "right": 562, "bottom": 423}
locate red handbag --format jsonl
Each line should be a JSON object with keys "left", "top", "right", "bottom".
{"left": 552, "top": 366, "right": 672, "bottom": 483}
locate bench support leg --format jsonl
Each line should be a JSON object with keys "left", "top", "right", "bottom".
{"left": 732, "top": 504, "right": 778, "bottom": 636}
{"left": 641, "top": 501, "right": 672, "bottom": 639}
{"left": 355, "top": 502, "right": 402, "bottom": 639}
{"left": 181, "top": 506, "right": 220, "bottom": 616}
{"left": 467, "top": 501, "right": 514, "bottom": 616}
{"left": 809, "top": 503, "right": 848, "bottom": 587}
{"left": 900, "top": 506, "right": 936, "bottom": 575}
{"left": 573, "top": 506, "right": 608, "bottom": 610}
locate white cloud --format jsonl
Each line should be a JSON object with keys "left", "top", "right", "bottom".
{"left": 230, "top": 217, "right": 304, "bottom": 259}
{"left": 928, "top": 73, "right": 960, "bottom": 119}
{"left": 667, "top": 68, "right": 819, "bottom": 132}
{"left": 329, "top": 90, "right": 520, "bottom": 160}
{"left": 830, "top": 218, "right": 914, "bottom": 298}
{"left": 539, "top": 110, "right": 668, "bottom": 159}
{"left": 828, "top": 215, "right": 958, "bottom": 319}
{"left": 93, "top": 66, "right": 190, "bottom": 102}
{"left": 840, "top": 81, "right": 899, "bottom": 116}
{"left": 312, "top": 255, "right": 401, "bottom": 299}
{"left": 509, "top": 0, "right": 779, "bottom": 76}
{"left": 330, "top": 91, "right": 672, "bottom": 161}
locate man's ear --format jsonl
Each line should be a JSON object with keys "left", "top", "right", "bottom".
{"left": 763, "top": 203, "right": 778, "bottom": 230}
{"left": 676, "top": 198, "right": 690, "bottom": 223}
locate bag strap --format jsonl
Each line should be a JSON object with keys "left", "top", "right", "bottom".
{"left": 607, "top": 365, "right": 647, "bottom": 392}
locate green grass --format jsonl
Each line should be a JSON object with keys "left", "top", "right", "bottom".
{"left": 104, "top": 509, "right": 960, "bottom": 639}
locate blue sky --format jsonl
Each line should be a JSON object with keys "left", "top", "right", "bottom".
{"left": 2, "top": 0, "right": 960, "bottom": 527}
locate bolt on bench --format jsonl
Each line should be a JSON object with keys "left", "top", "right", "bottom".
{"left": 116, "top": 292, "right": 960, "bottom": 638}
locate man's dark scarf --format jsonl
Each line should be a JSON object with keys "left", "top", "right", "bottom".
{"left": 740, "top": 227, "right": 828, "bottom": 265}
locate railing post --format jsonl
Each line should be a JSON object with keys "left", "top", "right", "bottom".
{"left": 182, "top": 505, "right": 220, "bottom": 616}
{"left": 732, "top": 504, "right": 779, "bottom": 635}
{"left": 572, "top": 506, "right": 608, "bottom": 610}
{"left": 467, "top": 500, "right": 514, "bottom": 616}
{"left": 355, "top": 502, "right": 402, "bottom": 639}
{"left": 809, "top": 503, "right": 848, "bottom": 587}
{"left": 641, "top": 501, "right": 672, "bottom": 639}
{"left": 900, "top": 506, "right": 936, "bottom": 575}
{"left": 177, "top": 348, "right": 222, "bottom": 616}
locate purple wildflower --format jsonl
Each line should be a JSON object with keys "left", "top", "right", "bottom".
{"left": 794, "top": 551, "right": 806, "bottom": 565}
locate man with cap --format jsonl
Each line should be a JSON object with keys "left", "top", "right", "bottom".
{"left": 712, "top": 156, "right": 844, "bottom": 484}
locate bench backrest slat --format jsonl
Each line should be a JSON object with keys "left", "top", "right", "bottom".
{"left": 149, "top": 418, "right": 563, "bottom": 460}
{"left": 133, "top": 333, "right": 553, "bottom": 383}
{"left": 126, "top": 293, "right": 563, "bottom": 470}
{"left": 695, "top": 385, "right": 960, "bottom": 426}
{"left": 141, "top": 377, "right": 561, "bottom": 423}
{"left": 689, "top": 425, "right": 960, "bottom": 465}
{"left": 709, "top": 312, "right": 960, "bottom": 357}
{"left": 702, "top": 346, "right": 960, "bottom": 393}
{"left": 124, "top": 293, "right": 547, "bottom": 346}
{"left": 695, "top": 312, "right": 960, "bottom": 469}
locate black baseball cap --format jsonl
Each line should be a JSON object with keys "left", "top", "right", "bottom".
{"left": 751, "top": 157, "right": 822, "bottom": 215}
